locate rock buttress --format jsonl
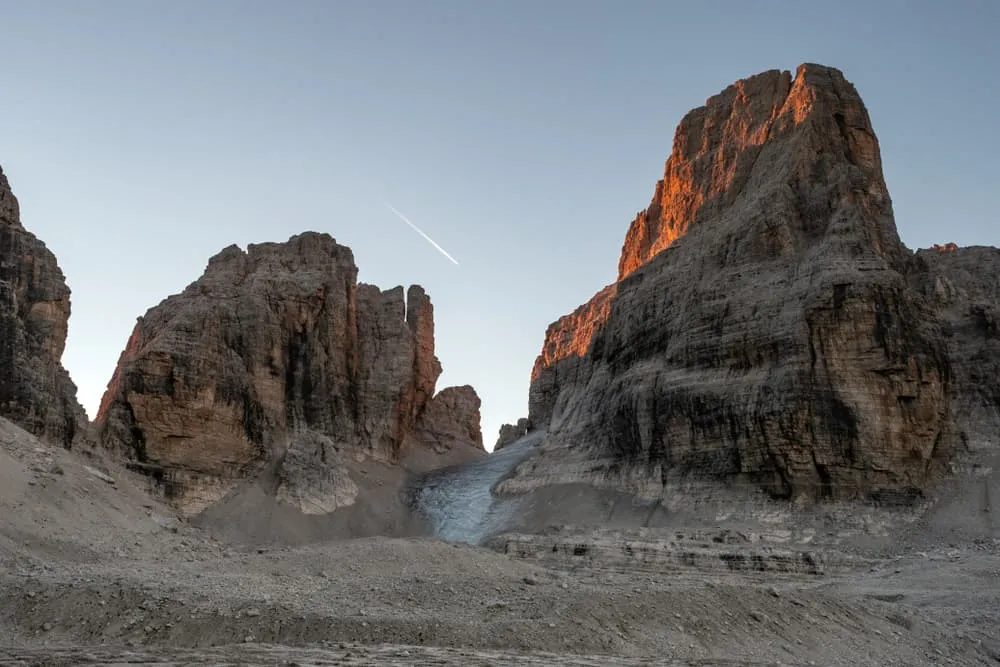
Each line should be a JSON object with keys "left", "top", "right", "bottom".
{"left": 96, "top": 232, "right": 483, "bottom": 513}
{"left": 0, "top": 165, "right": 86, "bottom": 447}
{"left": 512, "top": 64, "right": 955, "bottom": 502}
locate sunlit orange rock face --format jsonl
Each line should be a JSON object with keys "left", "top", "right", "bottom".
{"left": 619, "top": 70, "right": 793, "bottom": 279}
{"left": 528, "top": 284, "right": 616, "bottom": 421}
{"left": 517, "top": 64, "right": 964, "bottom": 502}
{"left": 536, "top": 66, "right": 896, "bottom": 382}
{"left": 96, "top": 233, "right": 484, "bottom": 514}
{"left": 0, "top": 165, "right": 87, "bottom": 447}
{"left": 618, "top": 67, "right": 889, "bottom": 280}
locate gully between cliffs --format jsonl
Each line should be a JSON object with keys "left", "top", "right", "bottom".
{"left": 411, "top": 433, "right": 543, "bottom": 544}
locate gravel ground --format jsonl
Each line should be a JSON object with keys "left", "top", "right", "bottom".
{"left": 1, "top": 418, "right": 998, "bottom": 666}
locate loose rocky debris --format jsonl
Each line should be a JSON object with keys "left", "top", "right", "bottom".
{"left": 82, "top": 465, "right": 115, "bottom": 485}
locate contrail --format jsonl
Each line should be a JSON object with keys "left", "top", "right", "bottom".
{"left": 384, "top": 202, "right": 460, "bottom": 266}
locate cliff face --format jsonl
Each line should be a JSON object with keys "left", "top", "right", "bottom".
{"left": 95, "top": 233, "right": 484, "bottom": 514}
{"left": 495, "top": 417, "right": 531, "bottom": 451}
{"left": 918, "top": 245, "right": 1000, "bottom": 451}
{"left": 0, "top": 166, "right": 86, "bottom": 447}
{"left": 529, "top": 285, "right": 616, "bottom": 428}
{"left": 510, "top": 64, "right": 960, "bottom": 502}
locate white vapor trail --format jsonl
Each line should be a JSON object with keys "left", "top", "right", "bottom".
{"left": 383, "top": 203, "right": 460, "bottom": 266}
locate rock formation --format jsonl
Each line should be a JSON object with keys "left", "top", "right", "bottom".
{"left": 918, "top": 245, "right": 1000, "bottom": 451}
{"left": 95, "top": 233, "right": 484, "bottom": 514}
{"left": 494, "top": 418, "right": 531, "bottom": 451}
{"left": 408, "top": 385, "right": 484, "bottom": 454}
{"left": 0, "top": 165, "right": 86, "bottom": 447}
{"left": 507, "top": 64, "right": 967, "bottom": 503}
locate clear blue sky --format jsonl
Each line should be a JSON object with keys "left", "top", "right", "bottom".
{"left": 1, "top": 1, "right": 997, "bottom": 449}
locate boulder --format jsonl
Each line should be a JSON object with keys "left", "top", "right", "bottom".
{"left": 917, "top": 245, "right": 1000, "bottom": 451}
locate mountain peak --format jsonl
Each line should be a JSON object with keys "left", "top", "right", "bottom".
{"left": 618, "top": 63, "right": 892, "bottom": 280}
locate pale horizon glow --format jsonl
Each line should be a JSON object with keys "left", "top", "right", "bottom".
{"left": 384, "top": 203, "right": 460, "bottom": 266}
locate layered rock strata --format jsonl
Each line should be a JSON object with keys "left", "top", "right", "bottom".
{"left": 510, "top": 64, "right": 963, "bottom": 502}
{"left": 96, "top": 233, "right": 484, "bottom": 513}
{"left": 0, "top": 166, "right": 86, "bottom": 447}
{"left": 918, "top": 245, "right": 1000, "bottom": 451}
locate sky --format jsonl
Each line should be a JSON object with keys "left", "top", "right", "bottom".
{"left": 1, "top": 1, "right": 997, "bottom": 450}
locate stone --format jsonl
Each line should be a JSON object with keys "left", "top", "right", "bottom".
{"left": 506, "top": 64, "right": 968, "bottom": 502}
{"left": 83, "top": 466, "right": 116, "bottom": 485}
{"left": 407, "top": 384, "right": 485, "bottom": 455}
{"left": 529, "top": 285, "right": 616, "bottom": 427}
{"left": 95, "top": 232, "right": 484, "bottom": 513}
{"left": 0, "top": 165, "right": 87, "bottom": 447}
{"left": 494, "top": 417, "right": 531, "bottom": 451}
{"left": 274, "top": 430, "right": 360, "bottom": 514}
{"left": 916, "top": 245, "right": 1000, "bottom": 451}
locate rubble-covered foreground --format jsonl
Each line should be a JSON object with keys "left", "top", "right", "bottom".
{"left": 2, "top": 417, "right": 999, "bottom": 666}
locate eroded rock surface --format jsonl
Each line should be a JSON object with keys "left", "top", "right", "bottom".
{"left": 509, "top": 64, "right": 966, "bottom": 502}
{"left": 918, "top": 245, "right": 1000, "bottom": 451}
{"left": 408, "top": 385, "right": 484, "bottom": 455}
{"left": 495, "top": 418, "right": 531, "bottom": 451}
{"left": 0, "top": 166, "right": 86, "bottom": 447}
{"left": 95, "top": 233, "right": 484, "bottom": 513}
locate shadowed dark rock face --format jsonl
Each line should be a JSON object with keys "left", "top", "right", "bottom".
{"left": 917, "top": 245, "right": 1000, "bottom": 452}
{"left": 96, "top": 233, "right": 484, "bottom": 514}
{"left": 0, "top": 166, "right": 86, "bottom": 447}
{"left": 512, "top": 64, "right": 982, "bottom": 503}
